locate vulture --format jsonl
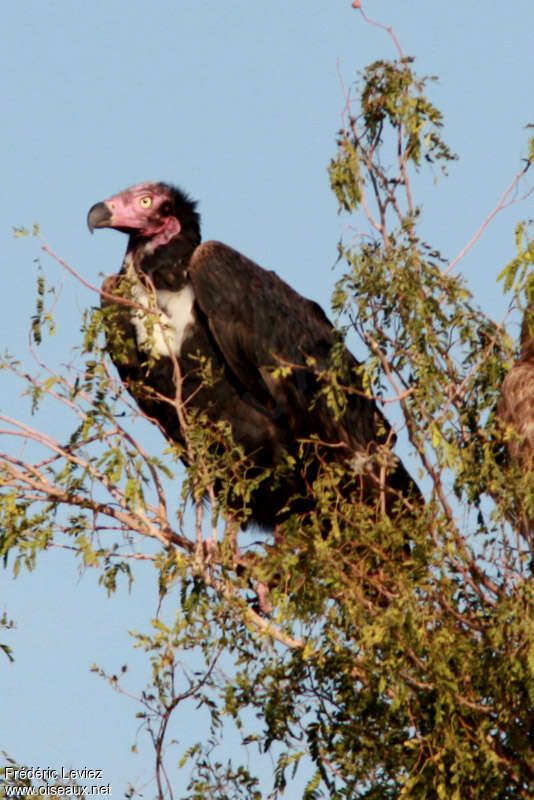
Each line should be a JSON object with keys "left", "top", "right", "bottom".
{"left": 87, "top": 181, "right": 420, "bottom": 532}
{"left": 498, "top": 301, "right": 534, "bottom": 467}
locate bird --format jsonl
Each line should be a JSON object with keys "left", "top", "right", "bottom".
{"left": 498, "top": 296, "right": 534, "bottom": 537}
{"left": 498, "top": 299, "right": 534, "bottom": 467}
{"left": 87, "top": 181, "right": 420, "bottom": 534}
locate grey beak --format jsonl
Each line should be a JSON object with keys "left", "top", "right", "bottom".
{"left": 87, "top": 202, "right": 112, "bottom": 233}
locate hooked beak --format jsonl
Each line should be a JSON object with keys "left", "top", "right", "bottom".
{"left": 87, "top": 202, "right": 113, "bottom": 233}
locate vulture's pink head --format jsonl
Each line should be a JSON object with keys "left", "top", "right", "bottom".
{"left": 87, "top": 181, "right": 200, "bottom": 248}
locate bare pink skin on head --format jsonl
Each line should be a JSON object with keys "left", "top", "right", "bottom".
{"left": 104, "top": 181, "right": 182, "bottom": 247}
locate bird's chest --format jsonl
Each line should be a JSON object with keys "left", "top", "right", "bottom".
{"left": 129, "top": 279, "right": 196, "bottom": 358}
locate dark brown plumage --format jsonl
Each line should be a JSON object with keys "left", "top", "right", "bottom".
{"left": 88, "top": 181, "right": 420, "bottom": 531}
{"left": 499, "top": 303, "right": 534, "bottom": 465}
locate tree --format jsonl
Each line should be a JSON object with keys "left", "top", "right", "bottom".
{"left": 2, "top": 9, "right": 534, "bottom": 799}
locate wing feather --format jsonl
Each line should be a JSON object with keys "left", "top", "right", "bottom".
{"left": 189, "top": 241, "right": 381, "bottom": 450}
{"left": 499, "top": 358, "right": 534, "bottom": 463}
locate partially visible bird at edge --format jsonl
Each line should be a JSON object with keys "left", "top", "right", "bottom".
{"left": 498, "top": 294, "right": 534, "bottom": 536}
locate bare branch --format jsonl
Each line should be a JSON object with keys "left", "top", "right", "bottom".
{"left": 445, "top": 164, "right": 533, "bottom": 276}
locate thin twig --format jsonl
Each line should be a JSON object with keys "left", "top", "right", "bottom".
{"left": 444, "top": 164, "right": 533, "bottom": 276}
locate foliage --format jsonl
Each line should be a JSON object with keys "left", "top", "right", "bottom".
{"left": 2, "top": 18, "right": 534, "bottom": 800}
{"left": 0, "top": 613, "right": 15, "bottom": 663}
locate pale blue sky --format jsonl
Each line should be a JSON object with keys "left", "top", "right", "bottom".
{"left": 1, "top": 0, "right": 533, "bottom": 794}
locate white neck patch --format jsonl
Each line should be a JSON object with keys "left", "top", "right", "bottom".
{"left": 130, "top": 280, "right": 196, "bottom": 358}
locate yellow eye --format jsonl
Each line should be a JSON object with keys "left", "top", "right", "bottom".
{"left": 140, "top": 196, "right": 152, "bottom": 208}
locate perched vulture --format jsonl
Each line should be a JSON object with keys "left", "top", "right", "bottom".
{"left": 498, "top": 302, "right": 534, "bottom": 467}
{"left": 87, "top": 181, "right": 420, "bottom": 531}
